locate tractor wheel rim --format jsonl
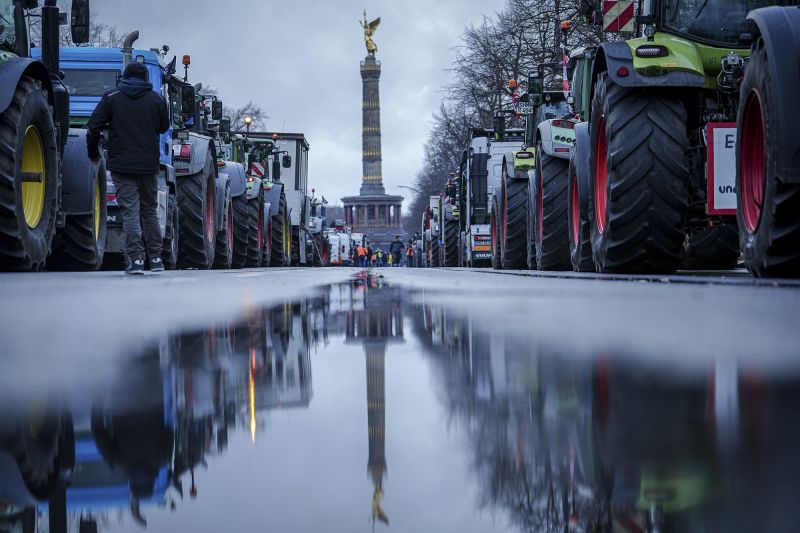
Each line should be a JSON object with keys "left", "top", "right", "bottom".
{"left": 205, "top": 180, "right": 215, "bottom": 243}
{"left": 94, "top": 177, "right": 101, "bottom": 239}
{"left": 21, "top": 126, "right": 46, "bottom": 228}
{"left": 226, "top": 202, "right": 233, "bottom": 251}
{"left": 537, "top": 178, "right": 543, "bottom": 243}
{"left": 257, "top": 205, "right": 263, "bottom": 248}
{"left": 741, "top": 91, "right": 766, "bottom": 234}
{"left": 594, "top": 116, "right": 608, "bottom": 234}
{"left": 570, "top": 171, "right": 580, "bottom": 246}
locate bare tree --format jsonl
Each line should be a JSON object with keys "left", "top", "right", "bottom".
{"left": 27, "top": 1, "right": 127, "bottom": 47}
{"left": 225, "top": 101, "right": 268, "bottom": 131}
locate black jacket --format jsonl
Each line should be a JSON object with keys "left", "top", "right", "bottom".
{"left": 389, "top": 239, "right": 404, "bottom": 256}
{"left": 87, "top": 78, "right": 169, "bottom": 174}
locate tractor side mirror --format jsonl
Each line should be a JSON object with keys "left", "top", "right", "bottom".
{"left": 579, "top": 0, "right": 597, "bottom": 19}
{"left": 70, "top": 0, "right": 90, "bottom": 44}
{"left": 212, "top": 100, "right": 223, "bottom": 121}
{"left": 493, "top": 115, "right": 506, "bottom": 141}
{"left": 219, "top": 118, "right": 231, "bottom": 134}
{"left": 528, "top": 72, "right": 544, "bottom": 106}
{"left": 282, "top": 155, "right": 292, "bottom": 168}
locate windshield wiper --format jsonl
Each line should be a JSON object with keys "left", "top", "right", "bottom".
{"left": 695, "top": 0, "right": 711, "bottom": 19}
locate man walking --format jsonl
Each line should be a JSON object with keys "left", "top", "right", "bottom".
{"left": 87, "top": 62, "right": 169, "bottom": 274}
{"left": 389, "top": 235, "right": 404, "bottom": 268}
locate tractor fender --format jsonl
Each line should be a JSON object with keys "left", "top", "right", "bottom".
{"left": 220, "top": 161, "right": 247, "bottom": 198}
{"left": 537, "top": 121, "right": 557, "bottom": 157}
{"left": 590, "top": 42, "right": 705, "bottom": 104}
{"left": 0, "top": 58, "right": 54, "bottom": 113}
{"left": 264, "top": 182, "right": 284, "bottom": 217}
{"left": 174, "top": 133, "right": 216, "bottom": 176}
{"left": 60, "top": 129, "right": 100, "bottom": 216}
{"left": 215, "top": 174, "right": 231, "bottom": 230}
{"left": 247, "top": 177, "right": 263, "bottom": 201}
{"left": 573, "top": 122, "right": 591, "bottom": 214}
{"left": 748, "top": 6, "right": 800, "bottom": 183}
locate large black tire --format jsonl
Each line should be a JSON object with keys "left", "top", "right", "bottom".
{"left": 568, "top": 146, "right": 594, "bottom": 272}
{"left": 261, "top": 216, "right": 272, "bottom": 267}
{"left": 534, "top": 147, "right": 571, "bottom": 271}
{"left": 0, "top": 76, "right": 59, "bottom": 271}
{"left": 737, "top": 36, "right": 800, "bottom": 278}
{"left": 48, "top": 160, "right": 107, "bottom": 271}
{"left": 431, "top": 237, "right": 441, "bottom": 268}
{"left": 442, "top": 215, "right": 459, "bottom": 267}
{"left": 588, "top": 74, "right": 689, "bottom": 274}
{"left": 491, "top": 198, "right": 502, "bottom": 270}
{"left": 4, "top": 410, "right": 64, "bottom": 500}
{"left": 682, "top": 224, "right": 739, "bottom": 270}
{"left": 291, "top": 226, "right": 301, "bottom": 266}
{"left": 270, "top": 192, "right": 289, "bottom": 267}
{"left": 162, "top": 193, "right": 179, "bottom": 270}
{"left": 245, "top": 195, "right": 264, "bottom": 268}
{"left": 213, "top": 183, "right": 233, "bottom": 269}
{"left": 177, "top": 159, "right": 216, "bottom": 269}
{"left": 230, "top": 194, "right": 250, "bottom": 269}
{"left": 501, "top": 176, "right": 528, "bottom": 270}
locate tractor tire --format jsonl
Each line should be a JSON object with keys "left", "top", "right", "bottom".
{"left": 588, "top": 74, "right": 689, "bottom": 274}
{"left": 6, "top": 410, "right": 63, "bottom": 500}
{"left": 261, "top": 216, "right": 272, "bottom": 267}
{"left": 568, "top": 148, "right": 594, "bottom": 272}
{"left": 682, "top": 224, "right": 739, "bottom": 270}
{"left": 442, "top": 217, "right": 459, "bottom": 267}
{"left": 737, "top": 36, "right": 800, "bottom": 277}
{"left": 501, "top": 177, "right": 528, "bottom": 270}
{"left": 245, "top": 195, "right": 264, "bottom": 268}
{"left": 270, "top": 192, "right": 289, "bottom": 267}
{"left": 213, "top": 183, "right": 233, "bottom": 269}
{"left": 162, "top": 193, "right": 179, "bottom": 270}
{"left": 431, "top": 237, "right": 441, "bottom": 268}
{"left": 291, "top": 226, "right": 301, "bottom": 266}
{"left": 48, "top": 160, "right": 107, "bottom": 271}
{"left": 177, "top": 159, "right": 216, "bottom": 269}
{"left": 0, "top": 76, "right": 59, "bottom": 271}
{"left": 534, "top": 147, "right": 571, "bottom": 271}
{"left": 491, "top": 198, "right": 502, "bottom": 270}
{"left": 230, "top": 194, "right": 250, "bottom": 269}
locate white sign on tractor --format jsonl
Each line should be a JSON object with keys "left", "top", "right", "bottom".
{"left": 706, "top": 122, "right": 737, "bottom": 215}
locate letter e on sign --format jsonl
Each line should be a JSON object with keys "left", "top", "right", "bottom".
{"left": 706, "top": 122, "right": 738, "bottom": 215}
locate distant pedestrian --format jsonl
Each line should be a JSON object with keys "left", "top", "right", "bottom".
{"left": 366, "top": 244, "right": 373, "bottom": 267}
{"left": 389, "top": 235, "right": 404, "bottom": 268}
{"left": 406, "top": 241, "right": 414, "bottom": 267}
{"left": 87, "top": 62, "right": 169, "bottom": 275}
{"left": 357, "top": 245, "right": 367, "bottom": 268}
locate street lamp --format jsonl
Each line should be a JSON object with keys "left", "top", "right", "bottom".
{"left": 244, "top": 115, "right": 252, "bottom": 138}
{"left": 397, "top": 185, "right": 421, "bottom": 194}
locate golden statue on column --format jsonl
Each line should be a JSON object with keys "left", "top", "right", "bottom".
{"left": 360, "top": 10, "right": 381, "bottom": 56}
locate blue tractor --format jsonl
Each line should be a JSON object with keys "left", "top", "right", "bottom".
{"left": 51, "top": 33, "right": 227, "bottom": 269}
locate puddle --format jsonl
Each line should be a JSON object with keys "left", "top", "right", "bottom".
{"left": 1, "top": 274, "right": 799, "bottom": 532}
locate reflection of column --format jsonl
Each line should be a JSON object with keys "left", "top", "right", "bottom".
{"left": 366, "top": 342, "right": 388, "bottom": 526}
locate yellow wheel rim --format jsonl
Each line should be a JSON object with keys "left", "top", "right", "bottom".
{"left": 21, "top": 126, "right": 46, "bottom": 228}
{"left": 94, "top": 177, "right": 101, "bottom": 239}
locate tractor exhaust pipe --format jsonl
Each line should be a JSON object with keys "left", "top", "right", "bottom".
{"left": 122, "top": 30, "right": 140, "bottom": 71}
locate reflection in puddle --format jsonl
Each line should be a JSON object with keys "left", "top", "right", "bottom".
{"left": 1, "top": 274, "right": 799, "bottom": 532}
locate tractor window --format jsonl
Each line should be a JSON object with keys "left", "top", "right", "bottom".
{"left": 0, "top": 0, "right": 16, "bottom": 52}
{"left": 62, "top": 69, "right": 119, "bottom": 96}
{"left": 661, "top": 0, "right": 789, "bottom": 45}
{"left": 537, "top": 99, "right": 571, "bottom": 122}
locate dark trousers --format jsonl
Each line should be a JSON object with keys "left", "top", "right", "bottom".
{"left": 111, "top": 172, "right": 162, "bottom": 261}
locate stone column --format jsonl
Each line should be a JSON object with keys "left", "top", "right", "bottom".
{"left": 360, "top": 56, "right": 385, "bottom": 196}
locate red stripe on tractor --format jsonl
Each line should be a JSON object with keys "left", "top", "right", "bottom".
{"left": 603, "top": 0, "right": 616, "bottom": 14}
{"left": 615, "top": 3, "right": 635, "bottom": 29}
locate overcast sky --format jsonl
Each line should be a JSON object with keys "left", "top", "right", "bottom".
{"left": 91, "top": 0, "right": 505, "bottom": 206}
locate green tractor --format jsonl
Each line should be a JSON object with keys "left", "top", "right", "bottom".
{"left": 0, "top": 0, "right": 107, "bottom": 271}
{"left": 577, "top": 0, "right": 799, "bottom": 274}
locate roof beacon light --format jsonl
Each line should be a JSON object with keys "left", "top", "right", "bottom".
{"left": 182, "top": 55, "right": 191, "bottom": 66}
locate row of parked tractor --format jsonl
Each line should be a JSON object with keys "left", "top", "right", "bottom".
{"left": 0, "top": 0, "right": 328, "bottom": 272}
{"left": 416, "top": 1, "right": 800, "bottom": 278}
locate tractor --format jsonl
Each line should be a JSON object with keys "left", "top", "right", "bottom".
{"left": 0, "top": 0, "right": 108, "bottom": 272}
{"left": 575, "top": 0, "right": 799, "bottom": 275}
{"left": 438, "top": 176, "right": 461, "bottom": 267}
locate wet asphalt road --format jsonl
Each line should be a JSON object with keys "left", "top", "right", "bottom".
{"left": 1, "top": 267, "right": 800, "bottom": 532}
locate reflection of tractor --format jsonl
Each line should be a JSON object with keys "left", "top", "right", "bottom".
{"left": 0, "top": 0, "right": 107, "bottom": 271}
{"left": 575, "top": 0, "right": 799, "bottom": 275}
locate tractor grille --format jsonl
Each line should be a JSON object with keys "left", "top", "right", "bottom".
{"left": 470, "top": 153, "right": 490, "bottom": 223}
